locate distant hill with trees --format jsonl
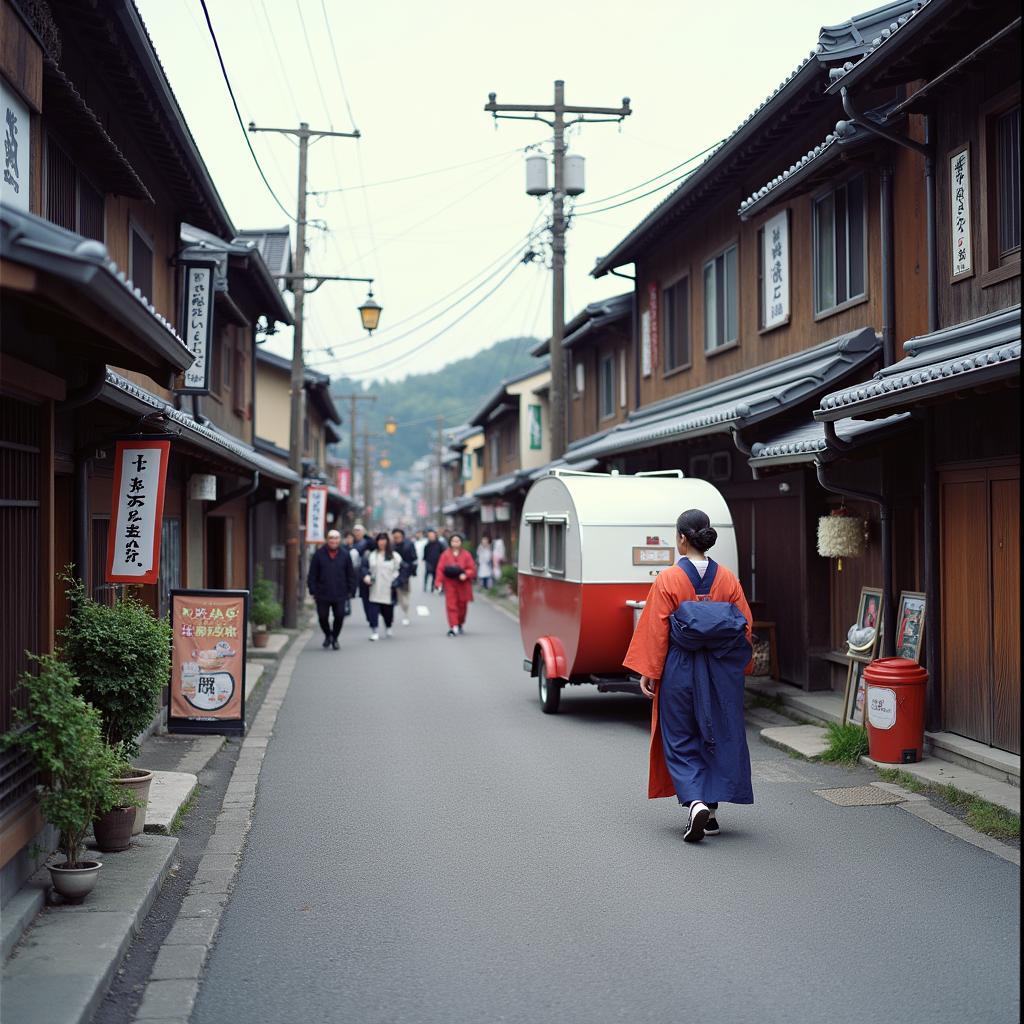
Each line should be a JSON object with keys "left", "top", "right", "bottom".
{"left": 328, "top": 336, "right": 540, "bottom": 471}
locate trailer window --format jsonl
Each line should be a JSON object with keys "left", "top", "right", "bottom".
{"left": 530, "top": 521, "right": 545, "bottom": 570}
{"left": 547, "top": 522, "right": 566, "bottom": 575}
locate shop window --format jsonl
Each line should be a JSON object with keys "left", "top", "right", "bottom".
{"left": 489, "top": 432, "right": 500, "bottom": 475}
{"left": 599, "top": 353, "right": 615, "bottom": 419}
{"left": 529, "top": 520, "right": 545, "bottom": 570}
{"left": 129, "top": 223, "right": 154, "bottom": 303}
{"left": 995, "top": 106, "right": 1020, "bottom": 260}
{"left": 158, "top": 518, "right": 181, "bottom": 619}
{"left": 574, "top": 359, "right": 585, "bottom": 395}
{"left": 44, "top": 136, "right": 105, "bottom": 241}
{"left": 547, "top": 521, "right": 566, "bottom": 575}
{"left": 703, "top": 245, "right": 738, "bottom": 351}
{"left": 813, "top": 175, "right": 866, "bottom": 315}
{"left": 663, "top": 275, "right": 691, "bottom": 371}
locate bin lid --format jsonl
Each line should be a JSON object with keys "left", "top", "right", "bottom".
{"left": 863, "top": 657, "right": 928, "bottom": 686}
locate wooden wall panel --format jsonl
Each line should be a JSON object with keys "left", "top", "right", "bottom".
{"left": 893, "top": 116, "right": 930, "bottom": 350}
{"left": 990, "top": 467, "right": 1020, "bottom": 754}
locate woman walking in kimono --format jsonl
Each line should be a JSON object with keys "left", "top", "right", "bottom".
{"left": 624, "top": 509, "right": 754, "bottom": 844}
{"left": 361, "top": 532, "right": 404, "bottom": 641}
{"left": 434, "top": 533, "right": 476, "bottom": 637}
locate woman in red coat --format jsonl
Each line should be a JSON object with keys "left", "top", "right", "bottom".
{"left": 434, "top": 533, "right": 476, "bottom": 636}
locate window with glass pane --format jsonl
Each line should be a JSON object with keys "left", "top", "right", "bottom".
{"left": 814, "top": 176, "right": 866, "bottom": 314}
{"left": 703, "top": 246, "right": 738, "bottom": 350}
{"left": 599, "top": 354, "right": 615, "bottom": 418}
{"left": 996, "top": 105, "right": 1020, "bottom": 259}
{"left": 547, "top": 522, "right": 566, "bottom": 574}
{"left": 530, "top": 522, "right": 545, "bottom": 570}
{"left": 663, "top": 277, "right": 690, "bottom": 370}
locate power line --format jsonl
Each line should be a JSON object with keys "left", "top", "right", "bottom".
{"left": 294, "top": 0, "right": 334, "bottom": 127}
{"left": 319, "top": 0, "right": 358, "bottom": 129}
{"left": 198, "top": 0, "right": 296, "bottom": 222}
{"left": 333, "top": 259, "right": 525, "bottom": 377}
{"left": 573, "top": 137, "right": 725, "bottom": 208}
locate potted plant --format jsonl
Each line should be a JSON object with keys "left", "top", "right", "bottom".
{"left": 91, "top": 743, "right": 144, "bottom": 853}
{"left": 250, "top": 568, "right": 283, "bottom": 649}
{"left": 2, "top": 655, "right": 122, "bottom": 901}
{"left": 59, "top": 574, "right": 170, "bottom": 835}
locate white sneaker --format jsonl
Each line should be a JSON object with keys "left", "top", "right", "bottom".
{"left": 683, "top": 801, "right": 710, "bottom": 844}
{"left": 368, "top": 632, "right": 379, "bottom": 642}
{"left": 402, "top": 618, "right": 410, "bottom": 626}
{"left": 385, "top": 628, "right": 393, "bottom": 637}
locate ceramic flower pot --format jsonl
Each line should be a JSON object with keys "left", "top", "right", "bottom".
{"left": 49, "top": 860, "right": 102, "bottom": 902}
{"left": 116, "top": 768, "right": 154, "bottom": 835}
{"left": 251, "top": 629, "right": 269, "bottom": 648}
{"left": 92, "top": 805, "right": 136, "bottom": 852}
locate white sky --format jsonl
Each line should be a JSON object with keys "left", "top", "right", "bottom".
{"left": 136, "top": 0, "right": 857, "bottom": 383}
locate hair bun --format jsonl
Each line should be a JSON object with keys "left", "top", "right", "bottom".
{"left": 694, "top": 526, "right": 718, "bottom": 550}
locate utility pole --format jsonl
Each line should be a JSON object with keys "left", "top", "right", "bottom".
{"left": 248, "top": 120, "right": 361, "bottom": 628}
{"left": 361, "top": 430, "right": 384, "bottom": 521}
{"left": 435, "top": 416, "right": 445, "bottom": 519}
{"left": 336, "top": 393, "right": 377, "bottom": 505}
{"left": 485, "top": 83, "right": 631, "bottom": 458}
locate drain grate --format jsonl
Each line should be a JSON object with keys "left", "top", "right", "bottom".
{"left": 814, "top": 785, "right": 907, "bottom": 806}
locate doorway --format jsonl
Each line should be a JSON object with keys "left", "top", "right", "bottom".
{"left": 207, "top": 516, "right": 227, "bottom": 590}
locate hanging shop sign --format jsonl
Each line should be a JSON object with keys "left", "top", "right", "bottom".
{"left": 416, "top": 499, "right": 428, "bottom": 517}
{"left": 949, "top": 145, "right": 973, "bottom": 281}
{"left": 168, "top": 589, "right": 247, "bottom": 736}
{"left": 337, "top": 466, "right": 351, "bottom": 497}
{"left": 188, "top": 473, "right": 217, "bottom": 501}
{"left": 528, "top": 404, "right": 543, "bottom": 450}
{"left": 462, "top": 451, "right": 473, "bottom": 481}
{"left": 647, "top": 282, "right": 659, "bottom": 373}
{"left": 761, "top": 208, "right": 790, "bottom": 330}
{"left": 480, "top": 503, "right": 496, "bottom": 524}
{"left": 495, "top": 501, "right": 511, "bottom": 522}
{"left": 305, "top": 484, "right": 328, "bottom": 543}
{"left": 105, "top": 439, "right": 171, "bottom": 585}
{"left": 177, "top": 259, "right": 217, "bottom": 393}
{"left": 1, "top": 78, "right": 31, "bottom": 212}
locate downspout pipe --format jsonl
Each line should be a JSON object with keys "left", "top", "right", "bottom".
{"left": 816, "top": 448, "right": 895, "bottom": 659}
{"left": 841, "top": 88, "right": 937, "bottom": 334}
{"left": 880, "top": 164, "right": 896, "bottom": 367}
{"left": 608, "top": 267, "right": 641, "bottom": 412}
{"left": 208, "top": 470, "right": 260, "bottom": 515}
{"left": 65, "top": 366, "right": 108, "bottom": 586}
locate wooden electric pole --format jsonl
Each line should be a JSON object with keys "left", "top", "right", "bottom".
{"left": 484, "top": 83, "right": 631, "bottom": 458}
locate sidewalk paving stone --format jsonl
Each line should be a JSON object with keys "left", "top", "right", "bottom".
{"left": 144, "top": 771, "right": 198, "bottom": 834}
{"left": 759, "top": 724, "right": 830, "bottom": 759}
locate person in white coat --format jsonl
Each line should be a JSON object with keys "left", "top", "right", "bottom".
{"left": 361, "top": 532, "right": 404, "bottom": 640}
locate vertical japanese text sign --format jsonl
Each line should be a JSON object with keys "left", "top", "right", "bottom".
{"left": 950, "top": 146, "right": 972, "bottom": 280}
{"left": 761, "top": 209, "right": 790, "bottom": 329}
{"left": 647, "top": 282, "right": 659, "bottom": 373}
{"left": 1, "top": 77, "right": 31, "bottom": 212}
{"left": 168, "top": 589, "right": 247, "bottom": 736}
{"left": 528, "top": 404, "right": 543, "bottom": 450}
{"left": 337, "top": 466, "right": 351, "bottom": 497}
{"left": 177, "top": 259, "right": 217, "bottom": 393}
{"left": 305, "top": 484, "right": 328, "bottom": 544}
{"left": 105, "top": 440, "right": 171, "bottom": 585}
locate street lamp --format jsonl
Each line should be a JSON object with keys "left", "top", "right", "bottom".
{"left": 359, "top": 289, "right": 382, "bottom": 334}
{"left": 379, "top": 456, "right": 392, "bottom": 469}
{"left": 384, "top": 417, "right": 397, "bottom": 435}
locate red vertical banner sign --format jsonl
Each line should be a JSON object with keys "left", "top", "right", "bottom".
{"left": 106, "top": 439, "right": 171, "bottom": 585}
{"left": 305, "top": 484, "right": 328, "bottom": 544}
{"left": 168, "top": 589, "right": 247, "bottom": 735}
{"left": 337, "top": 466, "right": 351, "bottom": 498}
{"left": 647, "top": 282, "right": 660, "bottom": 373}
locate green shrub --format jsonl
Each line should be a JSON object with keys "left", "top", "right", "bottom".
{"left": 2, "top": 654, "right": 121, "bottom": 867}
{"left": 59, "top": 574, "right": 170, "bottom": 759}
{"left": 251, "top": 567, "right": 283, "bottom": 629}
{"left": 500, "top": 563, "right": 518, "bottom": 594}
{"left": 820, "top": 722, "right": 869, "bottom": 765}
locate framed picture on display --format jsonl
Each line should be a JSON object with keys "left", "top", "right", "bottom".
{"left": 856, "top": 587, "right": 883, "bottom": 632}
{"left": 895, "top": 591, "right": 927, "bottom": 662}
{"left": 843, "top": 658, "right": 868, "bottom": 728}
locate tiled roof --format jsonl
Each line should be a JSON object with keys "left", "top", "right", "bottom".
{"left": 532, "top": 293, "right": 632, "bottom": 357}
{"left": 817, "top": 306, "right": 1020, "bottom": 420}
{"left": 234, "top": 228, "right": 293, "bottom": 280}
{"left": 565, "top": 327, "right": 880, "bottom": 463}
{"left": 825, "top": 1, "right": 932, "bottom": 91}
{"left": 749, "top": 413, "right": 910, "bottom": 466}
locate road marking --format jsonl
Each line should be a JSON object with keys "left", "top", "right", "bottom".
{"left": 416, "top": 605, "right": 430, "bottom": 617}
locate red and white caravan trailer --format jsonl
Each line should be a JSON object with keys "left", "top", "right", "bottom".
{"left": 518, "top": 469, "right": 737, "bottom": 713}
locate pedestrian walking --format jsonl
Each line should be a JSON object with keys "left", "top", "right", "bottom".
{"left": 422, "top": 528, "right": 443, "bottom": 592}
{"left": 491, "top": 535, "right": 506, "bottom": 583}
{"left": 413, "top": 529, "right": 427, "bottom": 569}
{"left": 435, "top": 532, "right": 476, "bottom": 636}
{"left": 351, "top": 522, "right": 375, "bottom": 632}
{"left": 307, "top": 529, "right": 358, "bottom": 650}
{"left": 391, "top": 527, "right": 418, "bottom": 626}
{"left": 624, "top": 509, "right": 754, "bottom": 844}
{"left": 361, "top": 532, "right": 405, "bottom": 641}
{"left": 476, "top": 534, "right": 494, "bottom": 591}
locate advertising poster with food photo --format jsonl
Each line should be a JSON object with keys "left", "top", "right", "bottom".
{"left": 169, "top": 589, "right": 247, "bottom": 735}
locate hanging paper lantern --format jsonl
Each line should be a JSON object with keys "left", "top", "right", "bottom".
{"left": 817, "top": 507, "right": 865, "bottom": 571}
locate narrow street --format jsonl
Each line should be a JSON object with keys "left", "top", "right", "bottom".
{"left": 191, "top": 593, "right": 1019, "bottom": 1024}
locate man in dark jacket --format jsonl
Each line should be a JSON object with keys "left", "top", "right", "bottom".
{"left": 351, "top": 522, "right": 375, "bottom": 629}
{"left": 422, "top": 529, "right": 444, "bottom": 592}
{"left": 307, "top": 529, "right": 358, "bottom": 649}
{"left": 391, "top": 527, "right": 418, "bottom": 626}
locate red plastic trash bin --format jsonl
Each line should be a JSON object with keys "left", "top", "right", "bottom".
{"left": 864, "top": 658, "right": 928, "bottom": 764}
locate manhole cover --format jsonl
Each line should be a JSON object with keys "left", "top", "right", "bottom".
{"left": 814, "top": 785, "right": 907, "bottom": 806}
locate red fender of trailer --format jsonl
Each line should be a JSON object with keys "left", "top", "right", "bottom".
{"left": 533, "top": 636, "right": 569, "bottom": 681}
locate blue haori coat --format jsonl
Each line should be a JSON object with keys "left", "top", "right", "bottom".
{"left": 658, "top": 559, "right": 754, "bottom": 806}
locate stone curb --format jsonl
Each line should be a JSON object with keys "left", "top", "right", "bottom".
{"left": 130, "top": 628, "right": 313, "bottom": 1023}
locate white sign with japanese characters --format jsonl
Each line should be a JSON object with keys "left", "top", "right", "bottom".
{"left": 1, "top": 78, "right": 30, "bottom": 212}
{"left": 640, "top": 310, "right": 652, "bottom": 378}
{"left": 950, "top": 147, "right": 972, "bottom": 279}
{"left": 106, "top": 440, "right": 171, "bottom": 584}
{"left": 305, "top": 484, "right": 327, "bottom": 544}
{"left": 761, "top": 209, "right": 790, "bottom": 329}
{"left": 180, "top": 264, "right": 214, "bottom": 392}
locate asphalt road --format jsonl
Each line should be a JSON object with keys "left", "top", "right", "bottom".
{"left": 192, "top": 591, "right": 1020, "bottom": 1024}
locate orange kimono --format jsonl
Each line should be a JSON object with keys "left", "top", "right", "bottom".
{"left": 623, "top": 562, "right": 753, "bottom": 799}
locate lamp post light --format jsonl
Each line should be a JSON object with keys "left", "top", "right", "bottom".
{"left": 359, "top": 289, "right": 382, "bottom": 334}
{"left": 384, "top": 417, "right": 398, "bottom": 436}
{"left": 379, "top": 456, "right": 392, "bottom": 470}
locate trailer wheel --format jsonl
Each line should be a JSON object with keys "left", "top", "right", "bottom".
{"left": 538, "top": 662, "right": 562, "bottom": 714}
